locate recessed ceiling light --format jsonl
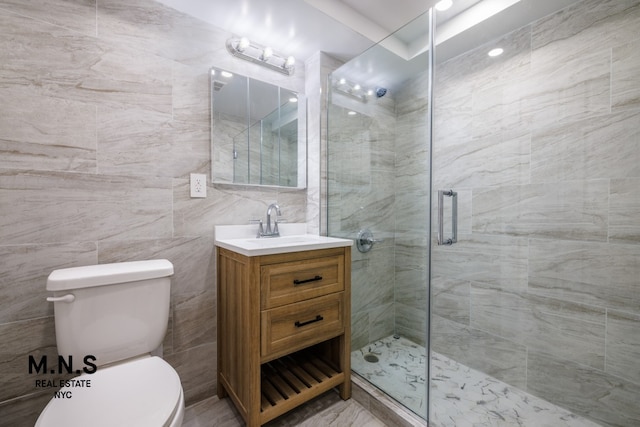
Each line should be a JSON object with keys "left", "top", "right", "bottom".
{"left": 220, "top": 71, "right": 233, "bottom": 78}
{"left": 488, "top": 48, "right": 504, "bottom": 57}
{"left": 435, "top": 0, "right": 453, "bottom": 11}
{"left": 347, "top": 111, "right": 357, "bottom": 116}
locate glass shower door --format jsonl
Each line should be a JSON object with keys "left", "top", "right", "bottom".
{"left": 429, "top": 1, "right": 640, "bottom": 426}
{"left": 327, "top": 13, "right": 432, "bottom": 420}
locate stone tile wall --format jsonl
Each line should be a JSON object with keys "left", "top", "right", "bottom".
{"left": 330, "top": 1, "right": 639, "bottom": 425}
{"left": 430, "top": 1, "right": 640, "bottom": 425}
{"left": 0, "top": 1, "right": 309, "bottom": 425}
{"left": 327, "top": 90, "right": 397, "bottom": 351}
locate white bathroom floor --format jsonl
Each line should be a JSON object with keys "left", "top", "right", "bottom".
{"left": 183, "top": 390, "right": 385, "bottom": 427}
{"left": 352, "top": 335, "right": 602, "bottom": 427}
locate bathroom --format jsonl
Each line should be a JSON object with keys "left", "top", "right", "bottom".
{"left": 0, "top": 0, "right": 638, "bottom": 426}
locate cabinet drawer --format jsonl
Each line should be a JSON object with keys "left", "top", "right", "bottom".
{"left": 261, "top": 255, "right": 344, "bottom": 309}
{"left": 261, "top": 293, "right": 344, "bottom": 359}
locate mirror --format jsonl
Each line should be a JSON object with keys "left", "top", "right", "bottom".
{"left": 210, "top": 67, "right": 306, "bottom": 188}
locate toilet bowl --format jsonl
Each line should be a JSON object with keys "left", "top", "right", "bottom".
{"left": 36, "top": 260, "right": 184, "bottom": 427}
{"left": 36, "top": 356, "right": 184, "bottom": 427}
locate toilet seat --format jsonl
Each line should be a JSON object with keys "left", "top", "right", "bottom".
{"left": 35, "top": 356, "right": 183, "bottom": 427}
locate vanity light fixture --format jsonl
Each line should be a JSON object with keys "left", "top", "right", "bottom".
{"left": 226, "top": 36, "right": 296, "bottom": 76}
{"left": 261, "top": 46, "right": 273, "bottom": 61}
{"left": 333, "top": 77, "right": 388, "bottom": 103}
{"left": 333, "top": 78, "right": 371, "bottom": 103}
{"left": 284, "top": 56, "right": 296, "bottom": 69}
{"left": 211, "top": 69, "right": 234, "bottom": 78}
{"left": 237, "top": 37, "right": 250, "bottom": 52}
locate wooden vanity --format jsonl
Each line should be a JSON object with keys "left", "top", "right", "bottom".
{"left": 216, "top": 236, "right": 351, "bottom": 427}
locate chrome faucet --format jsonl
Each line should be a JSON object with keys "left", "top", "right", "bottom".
{"left": 264, "top": 203, "right": 281, "bottom": 237}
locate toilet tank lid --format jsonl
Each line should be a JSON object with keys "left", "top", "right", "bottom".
{"left": 47, "top": 259, "right": 174, "bottom": 291}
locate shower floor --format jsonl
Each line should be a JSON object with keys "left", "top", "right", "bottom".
{"left": 352, "top": 335, "right": 601, "bottom": 426}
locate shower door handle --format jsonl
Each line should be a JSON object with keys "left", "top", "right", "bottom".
{"left": 437, "top": 189, "right": 457, "bottom": 246}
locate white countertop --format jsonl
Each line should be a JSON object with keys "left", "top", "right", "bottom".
{"left": 214, "top": 224, "right": 353, "bottom": 256}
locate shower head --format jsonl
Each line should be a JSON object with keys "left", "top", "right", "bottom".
{"left": 375, "top": 87, "right": 387, "bottom": 98}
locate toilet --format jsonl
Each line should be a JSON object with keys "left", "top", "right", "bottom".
{"left": 36, "top": 259, "right": 185, "bottom": 427}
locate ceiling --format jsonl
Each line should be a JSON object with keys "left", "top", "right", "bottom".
{"left": 155, "top": 0, "right": 579, "bottom": 89}
{"left": 154, "top": 0, "right": 386, "bottom": 63}
{"left": 155, "top": 0, "right": 578, "bottom": 62}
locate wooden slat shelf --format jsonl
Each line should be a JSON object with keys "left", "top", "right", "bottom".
{"left": 259, "top": 351, "right": 345, "bottom": 424}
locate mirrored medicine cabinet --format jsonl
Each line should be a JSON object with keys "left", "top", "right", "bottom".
{"left": 210, "top": 67, "right": 307, "bottom": 188}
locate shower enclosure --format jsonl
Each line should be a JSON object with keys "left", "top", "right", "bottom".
{"left": 326, "top": 1, "right": 640, "bottom": 426}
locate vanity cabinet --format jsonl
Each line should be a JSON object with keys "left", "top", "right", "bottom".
{"left": 216, "top": 246, "right": 351, "bottom": 426}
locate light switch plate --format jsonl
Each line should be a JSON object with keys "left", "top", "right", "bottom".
{"left": 190, "top": 173, "right": 207, "bottom": 198}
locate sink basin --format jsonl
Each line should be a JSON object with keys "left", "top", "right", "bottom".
{"left": 214, "top": 224, "right": 352, "bottom": 256}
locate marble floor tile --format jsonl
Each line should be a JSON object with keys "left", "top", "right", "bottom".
{"left": 182, "top": 392, "right": 385, "bottom": 427}
{"left": 352, "top": 335, "right": 602, "bottom": 427}
{"left": 352, "top": 335, "right": 428, "bottom": 419}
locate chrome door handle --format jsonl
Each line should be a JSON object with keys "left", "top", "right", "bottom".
{"left": 437, "top": 189, "right": 457, "bottom": 246}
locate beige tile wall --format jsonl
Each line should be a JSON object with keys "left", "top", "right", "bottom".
{"left": 0, "top": 0, "right": 310, "bottom": 425}
{"left": 430, "top": 0, "right": 640, "bottom": 425}
{"left": 327, "top": 90, "right": 398, "bottom": 350}
{"left": 330, "top": 1, "right": 639, "bottom": 425}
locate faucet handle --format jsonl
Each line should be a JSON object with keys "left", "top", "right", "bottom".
{"left": 272, "top": 217, "right": 288, "bottom": 236}
{"left": 249, "top": 219, "right": 264, "bottom": 237}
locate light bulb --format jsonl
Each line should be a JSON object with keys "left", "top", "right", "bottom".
{"left": 237, "top": 37, "right": 250, "bottom": 52}
{"left": 284, "top": 56, "right": 296, "bottom": 69}
{"left": 261, "top": 47, "right": 273, "bottom": 61}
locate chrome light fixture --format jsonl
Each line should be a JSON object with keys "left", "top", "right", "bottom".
{"left": 332, "top": 78, "right": 387, "bottom": 103}
{"left": 226, "top": 37, "right": 295, "bottom": 76}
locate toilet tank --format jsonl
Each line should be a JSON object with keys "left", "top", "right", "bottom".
{"left": 46, "top": 260, "right": 174, "bottom": 367}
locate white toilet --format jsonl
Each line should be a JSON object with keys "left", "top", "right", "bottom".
{"left": 36, "top": 259, "right": 185, "bottom": 427}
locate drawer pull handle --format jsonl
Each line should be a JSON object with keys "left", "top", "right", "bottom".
{"left": 295, "top": 315, "right": 324, "bottom": 328}
{"left": 293, "top": 275, "right": 322, "bottom": 286}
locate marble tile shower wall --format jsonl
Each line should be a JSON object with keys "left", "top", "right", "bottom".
{"left": 327, "top": 93, "right": 397, "bottom": 351}
{"left": 0, "top": 0, "right": 308, "bottom": 425}
{"left": 428, "top": 0, "right": 640, "bottom": 425}
{"left": 393, "top": 70, "right": 430, "bottom": 346}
